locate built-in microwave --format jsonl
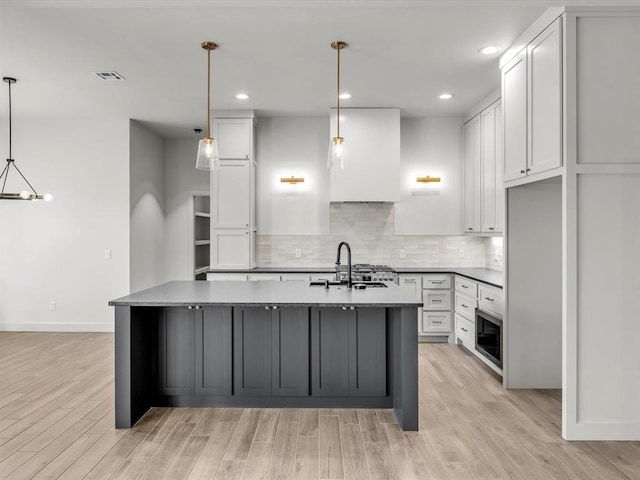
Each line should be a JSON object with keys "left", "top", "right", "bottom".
{"left": 475, "top": 309, "right": 503, "bottom": 369}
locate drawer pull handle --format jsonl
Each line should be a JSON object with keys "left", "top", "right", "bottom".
{"left": 431, "top": 281, "right": 443, "bottom": 284}
{"left": 432, "top": 299, "right": 442, "bottom": 303}
{"left": 485, "top": 297, "right": 494, "bottom": 302}
{"left": 489, "top": 227, "right": 494, "bottom": 230}
{"left": 462, "top": 285, "right": 468, "bottom": 289}
{"left": 461, "top": 304, "right": 468, "bottom": 308}
{"left": 432, "top": 320, "right": 442, "bottom": 324}
{"left": 520, "top": 169, "right": 526, "bottom": 174}
{"left": 461, "top": 327, "right": 468, "bottom": 332}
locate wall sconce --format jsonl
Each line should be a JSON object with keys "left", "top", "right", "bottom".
{"left": 416, "top": 176, "right": 441, "bottom": 184}
{"left": 280, "top": 176, "right": 305, "bottom": 185}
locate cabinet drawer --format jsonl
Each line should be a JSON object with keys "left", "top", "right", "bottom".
{"left": 207, "top": 273, "right": 248, "bottom": 281}
{"left": 478, "top": 284, "right": 504, "bottom": 317}
{"left": 455, "top": 292, "right": 477, "bottom": 321}
{"left": 422, "top": 290, "right": 451, "bottom": 311}
{"left": 422, "top": 274, "right": 451, "bottom": 289}
{"left": 421, "top": 311, "right": 452, "bottom": 334}
{"left": 455, "top": 276, "right": 478, "bottom": 296}
{"left": 455, "top": 313, "right": 475, "bottom": 348}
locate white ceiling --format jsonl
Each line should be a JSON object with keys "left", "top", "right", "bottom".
{"left": 1, "top": 0, "right": 639, "bottom": 138}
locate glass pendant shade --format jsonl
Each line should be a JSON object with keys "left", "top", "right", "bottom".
{"left": 327, "top": 136, "right": 346, "bottom": 169}
{"left": 196, "top": 136, "right": 220, "bottom": 170}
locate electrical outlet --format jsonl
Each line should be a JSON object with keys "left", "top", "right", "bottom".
{"left": 50, "top": 301, "right": 56, "bottom": 311}
{"left": 295, "top": 248, "right": 302, "bottom": 258}
{"left": 399, "top": 249, "right": 406, "bottom": 259}
{"left": 458, "top": 249, "right": 465, "bottom": 259}
{"left": 104, "top": 249, "right": 112, "bottom": 260}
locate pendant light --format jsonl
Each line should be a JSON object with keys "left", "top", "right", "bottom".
{"left": 1, "top": 77, "right": 52, "bottom": 201}
{"left": 328, "top": 41, "right": 347, "bottom": 169}
{"left": 195, "top": 41, "right": 220, "bottom": 170}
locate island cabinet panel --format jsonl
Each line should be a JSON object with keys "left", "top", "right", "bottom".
{"left": 233, "top": 307, "right": 273, "bottom": 396}
{"left": 349, "top": 308, "right": 386, "bottom": 396}
{"left": 195, "top": 307, "right": 232, "bottom": 396}
{"left": 158, "top": 308, "right": 195, "bottom": 396}
{"left": 271, "top": 307, "right": 309, "bottom": 396}
{"left": 311, "top": 308, "right": 350, "bottom": 396}
{"left": 311, "top": 307, "right": 387, "bottom": 397}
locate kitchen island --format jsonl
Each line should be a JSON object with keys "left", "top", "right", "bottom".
{"left": 109, "top": 280, "right": 422, "bottom": 431}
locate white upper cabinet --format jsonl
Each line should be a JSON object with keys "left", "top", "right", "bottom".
{"left": 482, "top": 102, "right": 504, "bottom": 233}
{"left": 502, "top": 18, "right": 562, "bottom": 183}
{"left": 211, "top": 160, "right": 252, "bottom": 229}
{"left": 463, "top": 115, "right": 482, "bottom": 232}
{"left": 329, "top": 108, "right": 400, "bottom": 202}
{"left": 214, "top": 118, "right": 253, "bottom": 159}
{"left": 502, "top": 49, "right": 528, "bottom": 181}
{"left": 463, "top": 96, "right": 503, "bottom": 234}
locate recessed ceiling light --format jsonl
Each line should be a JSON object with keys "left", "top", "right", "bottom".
{"left": 478, "top": 46, "right": 501, "bottom": 55}
{"left": 339, "top": 93, "right": 352, "bottom": 100}
{"left": 439, "top": 93, "right": 454, "bottom": 100}
{"left": 235, "top": 93, "right": 250, "bottom": 100}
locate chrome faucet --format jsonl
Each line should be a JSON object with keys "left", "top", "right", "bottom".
{"left": 335, "top": 241, "right": 352, "bottom": 289}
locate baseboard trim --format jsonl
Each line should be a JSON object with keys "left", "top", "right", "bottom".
{"left": 0, "top": 323, "right": 113, "bottom": 333}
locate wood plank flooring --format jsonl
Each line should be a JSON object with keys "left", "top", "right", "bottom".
{"left": 1, "top": 332, "right": 639, "bottom": 479}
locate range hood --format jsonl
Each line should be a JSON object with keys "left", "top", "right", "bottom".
{"left": 329, "top": 108, "right": 400, "bottom": 202}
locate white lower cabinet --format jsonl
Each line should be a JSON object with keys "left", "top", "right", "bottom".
{"left": 420, "top": 274, "right": 453, "bottom": 340}
{"left": 454, "top": 274, "right": 504, "bottom": 373}
{"left": 211, "top": 229, "right": 254, "bottom": 270}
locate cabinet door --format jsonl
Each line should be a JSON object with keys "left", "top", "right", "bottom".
{"left": 211, "top": 229, "right": 251, "bottom": 269}
{"left": 398, "top": 275, "right": 421, "bottom": 299}
{"left": 214, "top": 118, "right": 253, "bottom": 159}
{"left": 481, "top": 105, "right": 497, "bottom": 232}
{"left": 502, "top": 48, "right": 528, "bottom": 182}
{"left": 463, "top": 116, "right": 482, "bottom": 232}
{"left": 211, "top": 161, "right": 251, "bottom": 228}
{"left": 528, "top": 18, "right": 562, "bottom": 175}
{"left": 234, "top": 307, "right": 272, "bottom": 396}
{"left": 195, "top": 307, "right": 232, "bottom": 396}
{"left": 311, "top": 308, "right": 350, "bottom": 396}
{"left": 158, "top": 308, "right": 195, "bottom": 396}
{"left": 272, "top": 307, "right": 309, "bottom": 396}
{"left": 348, "top": 308, "right": 386, "bottom": 396}
{"left": 494, "top": 102, "right": 505, "bottom": 233}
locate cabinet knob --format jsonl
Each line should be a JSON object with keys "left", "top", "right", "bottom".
{"left": 350, "top": 306, "right": 356, "bottom": 311}
{"left": 520, "top": 170, "right": 526, "bottom": 174}
{"left": 272, "top": 306, "right": 278, "bottom": 310}
{"left": 526, "top": 168, "right": 531, "bottom": 172}
{"left": 265, "top": 306, "right": 270, "bottom": 310}
{"left": 188, "top": 306, "right": 193, "bottom": 310}
{"left": 489, "top": 227, "right": 494, "bottom": 230}
{"left": 468, "top": 227, "right": 473, "bottom": 231}
{"left": 195, "top": 306, "right": 201, "bottom": 310}
{"left": 342, "top": 306, "right": 347, "bottom": 310}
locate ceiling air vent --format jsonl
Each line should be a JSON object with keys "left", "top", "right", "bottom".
{"left": 93, "top": 71, "right": 125, "bottom": 81}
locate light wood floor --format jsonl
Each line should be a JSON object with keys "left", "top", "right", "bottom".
{"left": 1, "top": 333, "right": 639, "bottom": 479}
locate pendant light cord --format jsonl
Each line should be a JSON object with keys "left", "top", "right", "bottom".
{"left": 336, "top": 46, "right": 340, "bottom": 139}
{"left": 207, "top": 47, "right": 211, "bottom": 138}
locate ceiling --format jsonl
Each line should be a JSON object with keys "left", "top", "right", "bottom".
{"left": 1, "top": 0, "right": 639, "bottom": 138}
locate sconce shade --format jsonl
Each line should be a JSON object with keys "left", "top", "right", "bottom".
{"left": 416, "top": 176, "right": 441, "bottom": 183}
{"left": 280, "top": 176, "right": 305, "bottom": 184}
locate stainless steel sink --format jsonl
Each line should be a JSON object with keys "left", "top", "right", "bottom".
{"left": 309, "top": 281, "right": 388, "bottom": 288}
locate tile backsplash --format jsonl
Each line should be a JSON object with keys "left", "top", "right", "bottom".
{"left": 257, "top": 203, "right": 500, "bottom": 269}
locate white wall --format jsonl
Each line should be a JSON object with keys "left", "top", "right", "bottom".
{"left": 130, "top": 120, "right": 165, "bottom": 292}
{"left": 163, "top": 138, "right": 210, "bottom": 280}
{"left": 394, "top": 117, "right": 464, "bottom": 235}
{"left": 256, "top": 117, "right": 329, "bottom": 235}
{"left": 0, "top": 118, "right": 130, "bottom": 332}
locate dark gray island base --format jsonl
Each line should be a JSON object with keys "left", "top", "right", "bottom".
{"left": 109, "top": 281, "right": 422, "bottom": 431}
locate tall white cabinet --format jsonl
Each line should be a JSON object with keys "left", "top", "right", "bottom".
{"left": 210, "top": 117, "right": 256, "bottom": 269}
{"left": 501, "top": 6, "right": 640, "bottom": 441}
{"left": 463, "top": 95, "right": 504, "bottom": 234}
{"left": 502, "top": 18, "right": 562, "bottom": 183}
